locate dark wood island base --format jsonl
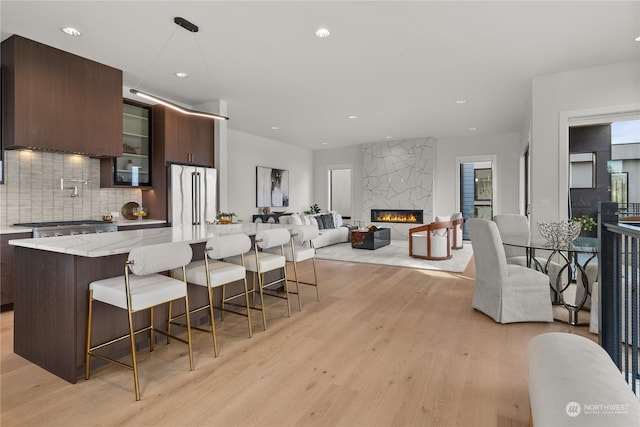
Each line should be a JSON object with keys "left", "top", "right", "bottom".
{"left": 13, "top": 244, "right": 210, "bottom": 383}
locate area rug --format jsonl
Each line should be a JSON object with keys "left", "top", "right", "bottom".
{"left": 314, "top": 240, "right": 473, "bottom": 273}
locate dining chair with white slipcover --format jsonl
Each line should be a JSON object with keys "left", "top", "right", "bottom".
{"left": 467, "top": 218, "right": 553, "bottom": 323}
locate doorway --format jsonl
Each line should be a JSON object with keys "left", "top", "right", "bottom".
{"left": 457, "top": 158, "right": 495, "bottom": 239}
{"left": 328, "top": 167, "right": 352, "bottom": 222}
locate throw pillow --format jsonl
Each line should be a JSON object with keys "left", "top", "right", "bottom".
{"left": 302, "top": 215, "right": 311, "bottom": 225}
{"left": 289, "top": 213, "right": 303, "bottom": 225}
{"left": 308, "top": 215, "right": 321, "bottom": 229}
{"left": 320, "top": 213, "right": 335, "bottom": 229}
{"left": 329, "top": 210, "right": 343, "bottom": 228}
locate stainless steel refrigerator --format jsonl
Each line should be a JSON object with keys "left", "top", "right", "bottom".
{"left": 168, "top": 164, "right": 217, "bottom": 226}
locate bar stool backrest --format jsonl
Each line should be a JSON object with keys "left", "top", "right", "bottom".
{"left": 206, "top": 234, "right": 251, "bottom": 259}
{"left": 291, "top": 225, "right": 319, "bottom": 246}
{"left": 255, "top": 228, "right": 291, "bottom": 250}
{"left": 128, "top": 242, "right": 193, "bottom": 276}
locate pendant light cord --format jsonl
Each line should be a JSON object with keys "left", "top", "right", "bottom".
{"left": 133, "top": 24, "right": 180, "bottom": 90}
{"left": 192, "top": 34, "right": 217, "bottom": 98}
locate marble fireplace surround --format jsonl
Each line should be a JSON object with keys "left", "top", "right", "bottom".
{"left": 362, "top": 138, "right": 435, "bottom": 240}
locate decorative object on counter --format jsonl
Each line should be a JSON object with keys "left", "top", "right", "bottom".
{"left": 133, "top": 206, "right": 147, "bottom": 221}
{"left": 102, "top": 214, "right": 113, "bottom": 222}
{"left": 262, "top": 206, "right": 271, "bottom": 214}
{"left": 216, "top": 212, "right": 236, "bottom": 224}
{"left": 121, "top": 201, "right": 140, "bottom": 220}
{"left": 537, "top": 220, "right": 582, "bottom": 246}
{"left": 572, "top": 214, "right": 596, "bottom": 232}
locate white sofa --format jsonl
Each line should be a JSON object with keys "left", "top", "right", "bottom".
{"left": 279, "top": 212, "right": 349, "bottom": 249}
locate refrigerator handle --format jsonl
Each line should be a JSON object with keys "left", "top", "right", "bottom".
{"left": 192, "top": 172, "right": 200, "bottom": 225}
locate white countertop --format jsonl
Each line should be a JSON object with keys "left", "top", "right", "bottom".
{"left": 9, "top": 223, "right": 290, "bottom": 257}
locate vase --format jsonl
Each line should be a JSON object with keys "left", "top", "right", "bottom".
{"left": 218, "top": 215, "right": 232, "bottom": 225}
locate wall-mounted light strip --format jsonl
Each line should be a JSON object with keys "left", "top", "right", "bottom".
{"left": 130, "top": 89, "right": 229, "bottom": 121}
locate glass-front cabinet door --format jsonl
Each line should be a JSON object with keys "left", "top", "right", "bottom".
{"left": 115, "top": 101, "right": 151, "bottom": 186}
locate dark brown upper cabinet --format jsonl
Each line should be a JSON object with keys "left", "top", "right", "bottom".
{"left": 141, "top": 105, "right": 215, "bottom": 220}
{"left": 153, "top": 105, "right": 214, "bottom": 167}
{"left": 1, "top": 35, "right": 122, "bottom": 157}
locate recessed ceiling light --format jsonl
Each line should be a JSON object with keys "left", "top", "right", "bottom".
{"left": 385, "top": 136, "right": 393, "bottom": 139}
{"left": 175, "top": 72, "right": 189, "bottom": 78}
{"left": 61, "top": 27, "right": 81, "bottom": 36}
{"left": 635, "top": 36, "right": 640, "bottom": 42}
{"left": 315, "top": 28, "right": 330, "bottom": 38}
{"left": 456, "top": 100, "right": 467, "bottom": 104}
{"left": 468, "top": 127, "right": 477, "bottom": 131}
{"left": 322, "top": 142, "right": 329, "bottom": 145}
{"left": 348, "top": 115, "right": 358, "bottom": 119}
{"left": 271, "top": 126, "right": 280, "bottom": 130}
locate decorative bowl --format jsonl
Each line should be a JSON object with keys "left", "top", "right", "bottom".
{"left": 537, "top": 220, "right": 582, "bottom": 245}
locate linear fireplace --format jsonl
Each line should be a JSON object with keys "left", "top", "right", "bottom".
{"left": 371, "top": 209, "right": 423, "bottom": 224}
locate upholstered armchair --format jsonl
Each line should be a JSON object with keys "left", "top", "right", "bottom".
{"left": 409, "top": 220, "right": 453, "bottom": 260}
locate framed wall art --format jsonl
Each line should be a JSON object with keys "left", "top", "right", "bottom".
{"left": 256, "top": 166, "right": 289, "bottom": 208}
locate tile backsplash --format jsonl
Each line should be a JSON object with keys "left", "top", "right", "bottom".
{"left": 0, "top": 150, "right": 142, "bottom": 227}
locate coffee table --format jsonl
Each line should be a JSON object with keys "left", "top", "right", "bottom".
{"left": 351, "top": 228, "right": 391, "bottom": 250}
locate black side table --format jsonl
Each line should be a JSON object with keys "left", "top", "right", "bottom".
{"left": 252, "top": 212, "right": 291, "bottom": 223}
{"left": 351, "top": 228, "right": 391, "bottom": 250}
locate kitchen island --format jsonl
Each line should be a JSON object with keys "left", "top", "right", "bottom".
{"left": 9, "top": 223, "right": 288, "bottom": 383}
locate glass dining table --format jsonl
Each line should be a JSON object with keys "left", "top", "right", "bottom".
{"left": 502, "top": 236, "right": 598, "bottom": 326}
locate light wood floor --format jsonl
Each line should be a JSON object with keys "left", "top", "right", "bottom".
{"left": 1, "top": 258, "right": 594, "bottom": 427}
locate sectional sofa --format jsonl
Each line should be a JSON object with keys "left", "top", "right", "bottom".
{"left": 279, "top": 212, "right": 349, "bottom": 249}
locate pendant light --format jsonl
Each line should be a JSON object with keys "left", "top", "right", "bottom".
{"left": 130, "top": 17, "right": 229, "bottom": 121}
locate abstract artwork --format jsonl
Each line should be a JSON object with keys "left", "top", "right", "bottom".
{"left": 256, "top": 166, "right": 289, "bottom": 207}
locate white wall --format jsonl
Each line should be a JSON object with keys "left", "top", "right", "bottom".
{"left": 226, "top": 129, "right": 313, "bottom": 223}
{"left": 435, "top": 132, "right": 521, "bottom": 217}
{"left": 313, "top": 145, "right": 363, "bottom": 219}
{"left": 531, "top": 60, "right": 640, "bottom": 228}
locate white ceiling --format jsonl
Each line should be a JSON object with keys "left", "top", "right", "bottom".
{"left": 2, "top": 1, "right": 639, "bottom": 150}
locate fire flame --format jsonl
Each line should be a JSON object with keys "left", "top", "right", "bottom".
{"left": 376, "top": 213, "right": 418, "bottom": 223}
